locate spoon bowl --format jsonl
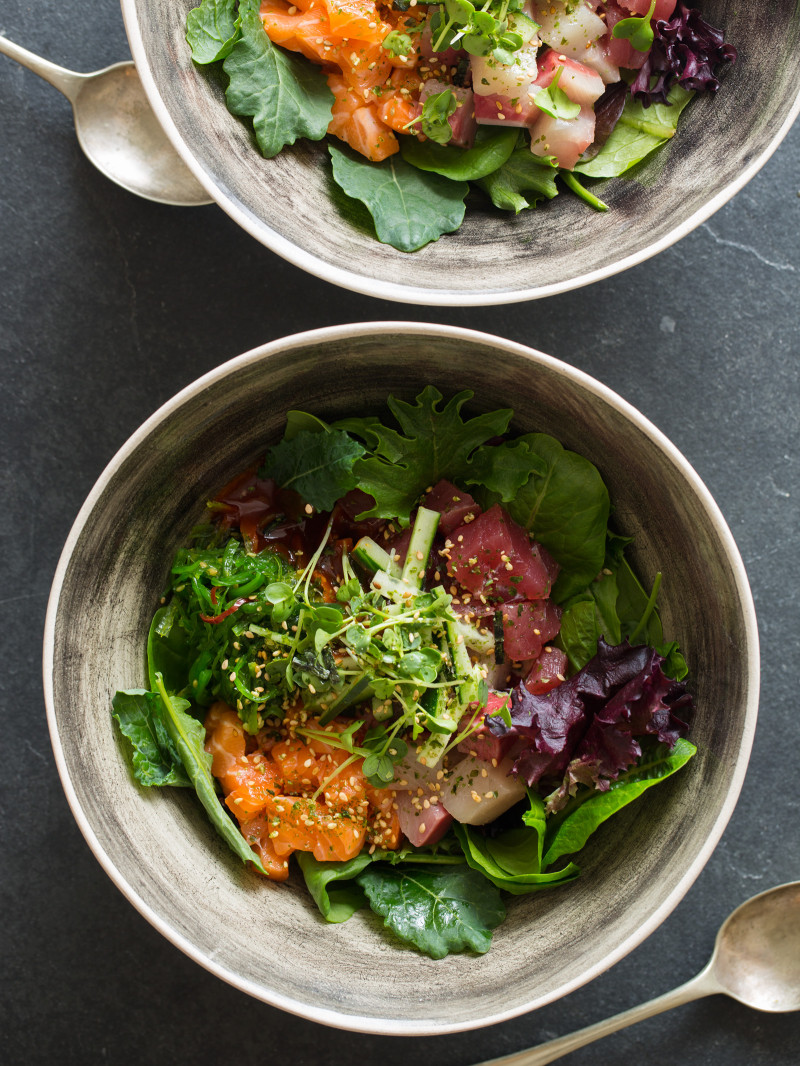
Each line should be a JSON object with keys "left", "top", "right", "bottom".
{"left": 714, "top": 881, "right": 800, "bottom": 1012}
{"left": 0, "top": 35, "right": 211, "bottom": 206}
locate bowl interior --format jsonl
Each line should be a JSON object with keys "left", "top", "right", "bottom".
{"left": 122, "top": 1, "right": 800, "bottom": 303}
{"left": 46, "top": 325, "right": 757, "bottom": 1032}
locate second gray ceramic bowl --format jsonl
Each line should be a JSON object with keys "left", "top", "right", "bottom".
{"left": 120, "top": 0, "right": 800, "bottom": 304}
{"left": 44, "top": 323, "right": 758, "bottom": 1033}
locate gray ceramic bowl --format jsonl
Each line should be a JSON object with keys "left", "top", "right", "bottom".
{"left": 44, "top": 323, "right": 758, "bottom": 1034}
{"left": 120, "top": 0, "right": 799, "bottom": 305}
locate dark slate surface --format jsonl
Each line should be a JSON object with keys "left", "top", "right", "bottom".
{"left": 1, "top": 1, "right": 798, "bottom": 1063}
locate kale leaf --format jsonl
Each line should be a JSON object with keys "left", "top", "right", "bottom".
{"left": 357, "top": 864, "right": 505, "bottom": 958}
{"left": 329, "top": 145, "right": 469, "bottom": 253}
{"left": 261, "top": 428, "right": 366, "bottom": 511}
{"left": 186, "top": 0, "right": 240, "bottom": 64}
{"left": 224, "top": 0, "right": 333, "bottom": 158}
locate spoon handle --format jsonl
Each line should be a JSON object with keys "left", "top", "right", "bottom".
{"left": 0, "top": 35, "right": 83, "bottom": 101}
{"left": 474, "top": 965, "right": 721, "bottom": 1066}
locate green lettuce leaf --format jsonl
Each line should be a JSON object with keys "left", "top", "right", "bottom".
{"left": 152, "top": 675, "right": 268, "bottom": 873}
{"left": 186, "top": 0, "right": 240, "bottom": 64}
{"left": 344, "top": 387, "right": 513, "bottom": 525}
{"left": 357, "top": 864, "right": 505, "bottom": 958}
{"left": 329, "top": 144, "right": 469, "bottom": 253}
{"left": 477, "top": 144, "right": 560, "bottom": 213}
{"left": 297, "top": 852, "right": 373, "bottom": 923}
{"left": 400, "top": 126, "right": 518, "bottom": 181}
{"left": 223, "top": 2, "right": 333, "bottom": 158}
{"left": 574, "top": 85, "right": 694, "bottom": 179}
{"left": 542, "top": 738, "right": 697, "bottom": 868}
{"left": 260, "top": 427, "right": 366, "bottom": 510}
{"left": 111, "top": 690, "right": 191, "bottom": 788}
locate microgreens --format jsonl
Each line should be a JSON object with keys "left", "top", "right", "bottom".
{"left": 612, "top": 0, "right": 657, "bottom": 52}
{"left": 532, "top": 66, "right": 581, "bottom": 121}
{"left": 382, "top": 30, "right": 415, "bottom": 57}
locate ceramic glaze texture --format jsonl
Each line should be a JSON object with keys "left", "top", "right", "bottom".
{"left": 120, "top": 1, "right": 800, "bottom": 303}
{"left": 45, "top": 325, "right": 758, "bottom": 1033}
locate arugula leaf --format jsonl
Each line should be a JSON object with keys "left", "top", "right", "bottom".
{"left": 400, "top": 126, "right": 518, "bottom": 181}
{"left": 223, "top": 2, "right": 333, "bottom": 158}
{"left": 328, "top": 145, "right": 468, "bottom": 253}
{"left": 477, "top": 142, "right": 559, "bottom": 213}
{"left": 345, "top": 387, "right": 513, "bottom": 524}
{"left": 500, "top": 433, "right": 610, "bottom": 601}
{"left": 186, "top": 0, "right": 240, "bottom": 64}
{"left": 357, "top": 864, "right": 505, "bottom": 958}
{"left": 542, "top": 738, "right": 697, "bottom": 868}
{"left": 112, "top": 690, "right": 191, "bottom": 788}
{"left": 574, "top": 84, "right": 694, "bottom": 179}
{"left": 297, "top": 852, "right": 373, "bottom": 923}
{"left": 260, "top": 428, "right": 366, "bottom": 510}
{"left": 152, "top": 675, "right": 268, "bottom": 873}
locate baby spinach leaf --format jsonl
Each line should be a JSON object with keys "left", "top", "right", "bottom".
{"left": 465, "top": 439, "right": 541, "bottom": 502}
{"left": 297, "top": 852, "right": 373, "bottom": 923}
{"left": 260, "top": 428, "right": 366, "bottom": 510}
{"left": 455, "top": 823, "right": 580, "bottom": 894}
{"left": 345, "top": 387, "right": 513, "bottom": 524}
{"left": 542, "top": 738, "right": 697, "bottom": 868}
{"left": 357, "top": 864, "right": 505, "bottom": 958}
{"left": 574, "top": 84, "right": 693, "bottom": 179}
{"left": 186, "top": 0, "right": 240, "bottom": 64}
{"left": 328, "top": 144, "right": 468, "bottom": 253}
{"left": 502, "top": 433, "right": 610, "bottom": 601}
{"left": 477, "top": 144, "right": 559, "bottom": 213}
{"left": 224, "top": 3, "right": 333, "bottom": 158}
{"left": 400, "top": 126, "right": 518, "bottom": 181}
{"left": 112, "top": 689, "right": 191, "bottom": 788}
{"left": 558, "top": 598, "right": 601, "bottom": 672}
{"left": 153, "top": 675, "right": 268, "bottom": 873}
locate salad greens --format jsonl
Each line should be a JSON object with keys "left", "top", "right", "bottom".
{"left": 184, "top": 0, "right": 736, "bottom": 251}
{"left": 113, "top": 387, "right": 696, "bottom": 959}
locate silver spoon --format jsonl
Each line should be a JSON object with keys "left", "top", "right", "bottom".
{"left": 0, "top": 34, "right": 212, "bottom": 206}
{"left": 477, "top": 881, "right": 800, "bottom": 1066}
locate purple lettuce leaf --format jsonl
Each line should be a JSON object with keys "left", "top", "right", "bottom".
{"left": 487, "top": 639, "right": 691, "bottom": 804}
{"left": 631, "top": 2, "right": 738, "bottom": 107}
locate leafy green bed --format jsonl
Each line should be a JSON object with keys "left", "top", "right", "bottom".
{"left": 185, "top": 0, "right": 693, "bottom": 250}
{"left": 112, "top": 388, "right": 695, "bottom": 957}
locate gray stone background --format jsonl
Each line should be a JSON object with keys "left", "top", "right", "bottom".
{"left": 1, "top": 1, "right": 798, "bottom": 1063}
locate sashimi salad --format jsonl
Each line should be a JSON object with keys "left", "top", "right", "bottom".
{"left": 185, "top": 0, "right": 737, "bottom": 250}
{"left": 113, "top": 388, "right": 696, "bottom": 958}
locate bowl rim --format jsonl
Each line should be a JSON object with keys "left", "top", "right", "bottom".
{"left": 42, "top": 321, "right": 760, "bottom": 1033}
{"left": 120, "top": 0, "right": 800, "bottom": 307}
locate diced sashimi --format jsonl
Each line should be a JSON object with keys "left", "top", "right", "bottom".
{"left": 580, "top": 40, "right": 623, "bottom": 84}
{"left": 530, "top": 104, "right": 596, "bottom": 170}
{"left": 458, "top": 692, "right": 515, "bottom": 763}
{"left": 535, "top": 50, "right": 605, "bottom": 106}
{"left": 471, "top": 41, "right": 539, "bottom": 98}
{"left": 419, "top": 79, "right": 477, "bottom": 148}
{"left": 446, "top": 503, "right": 555, "bottom": 602}
{"left": 602, "top": 0, "right": 649, "bottom": 70}
{"left": 423, "top": 480, "right": 481, "bottom": 535}
{"left": 442, "top": 753, "right": 526, "bottom": 825}
{"left": 322, "top": 0, "right": 390, "bottom": 43}
{"left": 474, "top": 91, "right": 541, "bottom": 127}
{"left": 499, "top": 600, "right": 562, "bottom": 661}
{"left": 525, "top": 646, "right": 569, "bottom": 694}
{"left": 618, "top": 0, "right": 677, "bottom": 18}
{"left": 395, "top": 789, "right": 453, "bottom": 847}
{"left": 531, "top": 0, "right": 606, "bottom": 57}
